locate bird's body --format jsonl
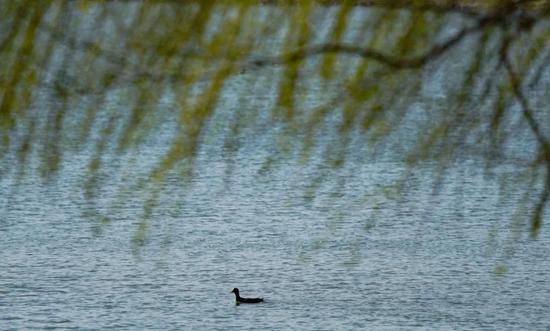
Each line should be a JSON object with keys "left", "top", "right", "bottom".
{"left": 231, "top": 288, "right": 264, "bottom": 304}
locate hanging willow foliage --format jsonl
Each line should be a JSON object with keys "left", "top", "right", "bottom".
{"left": 1, "top": 0, "right": 550, "bottom": 239}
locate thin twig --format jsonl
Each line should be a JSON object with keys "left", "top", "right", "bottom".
{"left": 250, "top": 16, "right": 498, "bottom": 69}
{"left": 501, "top": 33, "right": 550, "bottom": 237}
{"left": 501, "top": 41, "right": 550, "bottom": 154}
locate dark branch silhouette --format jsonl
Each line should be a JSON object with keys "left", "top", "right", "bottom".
{"left": 249, "top": 15, "right": 500, "bottom": 70}
{"left": 501, "top": 33, "right": 550, "bottom": 237}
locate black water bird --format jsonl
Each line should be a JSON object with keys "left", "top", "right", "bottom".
{"left": 231, "top": 288, "right": 264, "bottom": 304}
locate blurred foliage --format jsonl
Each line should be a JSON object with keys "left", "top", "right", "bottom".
{"left": 1, "top": 0, "right": 550, "bottom": 241}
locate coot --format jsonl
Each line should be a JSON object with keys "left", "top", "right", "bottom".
{"left": 231, "top": 288, "right": 264, "bottom": 304}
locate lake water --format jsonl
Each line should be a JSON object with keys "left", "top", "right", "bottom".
{"left": 2, "top": 4, "right": 550, "bottom": 330}
{"left": 2, "top": 131, "right": 550, "bottom": 330}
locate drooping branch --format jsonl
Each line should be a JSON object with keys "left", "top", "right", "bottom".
{"left": 530, "top": 168, "right": 550, "bottom": 236}
{"left": 501, "top": 38, "right": 550, "bottom": 154}
{"left": 501, "top": 33, "right": 550, "bottom": 237}
{"left": 249, "top": 15, "right": 499, "bottom": 70}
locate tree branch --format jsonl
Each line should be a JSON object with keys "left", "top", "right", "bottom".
{"left": 501, "top": 39, "right": 550, "bottom": 155}
{"left": 531, "top": 167, "right": 550, "bottom": 236}
{"left": 500, "top": 33, "right": 550, "bottom": 237}
{"left": 249, "top": 16, "right": 497, "bottom": 70}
